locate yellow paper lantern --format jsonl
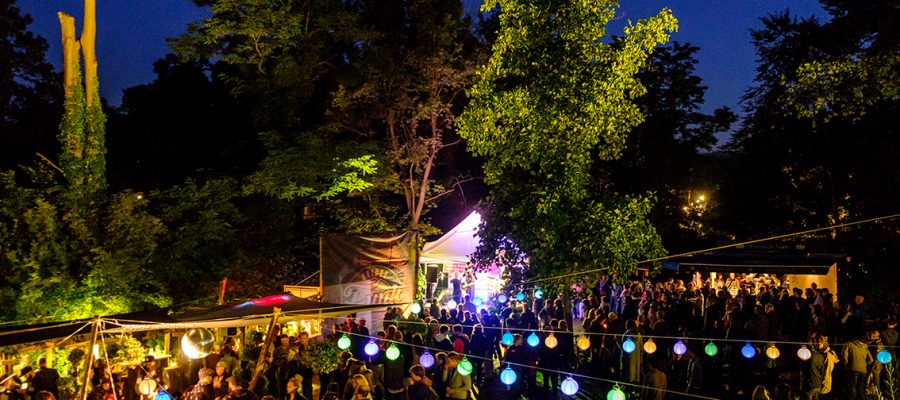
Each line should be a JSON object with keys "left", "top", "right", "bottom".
{"left": 577, "top": 336, "right": 591, "bottom": 351}
{"left": 138, "top": 379, "right": 157, "bottom": 395}
{"left": 545, "top": 333, "right": 558, "bottom": 349}
{"left": 766, "top": 344, "right": 780, "bottom": 360}
{"left": 643, "top": 338, "right": 657, "bottom": 354}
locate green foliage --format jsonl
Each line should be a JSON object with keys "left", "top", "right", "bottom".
{"left": 300, "top": 342, "right": 340, "bottom": 374}
{"left": 459, "top": 0, "right": 675, "bottom": 278}
{"left": 103, "top": 334, "right": 147, "bottom": 367}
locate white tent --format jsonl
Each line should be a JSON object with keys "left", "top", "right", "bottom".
{"left": 420, "top": 211, "right": 481, "bottom": 265}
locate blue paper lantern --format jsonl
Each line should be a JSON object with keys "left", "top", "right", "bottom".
{"left": 473, "top": 296, "right": 484, "bottom": 306}
{"left": 878, "top": 349, "right": 893, "bottom": 364}
{"left": 337, "top": 334, "right": 351, "bottom": 350}
{"left": 560, "top": 376, "right": 579, "bottom": 396}
{"left": 419, "top": 351, "right": 435, "bottom": 368}
{"left": 673, "top": 340, "right": 687, "bottom": 355}
{"left": 516, "top": 292, "right": 525, "bottom": 302}
{"left": 500, "top": 366, "right": 517, "bottom": 385}
{"left": 534, "top": 289, "right": 544, "bottom": 299}
{"left": 527, "top": 332, "right": 540, "bottom": 347}
{"left": 410, "top": 303, "right": 422, "bottom": 314}
{"left": 502, "top": 331, "right": 514, "bottom": 346}
{"left": 364, "top": 340, "right": 379, "bottom": 356}
{"left": 497, "top": 294, "right": 508, "bottom": 304}
{"left": 607, "top": 386, "right": 626, "bottom": 400}
{"left": 742, "top": 343, "right": 756, "bottom": 359}
{"left": 622, "top": 337, "right": 636, "bottom": 353}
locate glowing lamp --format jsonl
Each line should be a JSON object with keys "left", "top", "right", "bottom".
{"left": 766, "top": 344, "right": 780, "bottom": 360}
{"left": 181, "top": 328, "right": 215, "bottom": 359}
{"left": 92, "top": 344, "right": 100, "bottom": 359}
{"left": 878, "top": 349, "right": 893, "bottom": 364}
{"left": 447, "top": 300, "right": 458, "bottom": 310}
{"left": 500, "top": 366, "right": 517, "bottom": 385}
{"left": 138, "top": 379, "right": 157, "bottom": 395}
{"left": 457, "top": 357, "right": 473, "bottom": 376}
{"left": 673, "top": 340, "right": 687, "bottom": 356}
{"left": 742, "top": 343, "right": 756, "bottom": 359}
{"left": 337, "top": 334, "right": 352, "bottom": 350}
{"left": 420, "top": 351, "right": 435, "bottom": 368}
{"left": 545, "top": 333, "right": 558, "bottom": 349}
{"left": 411, "top": 303, "right": 422, "bottom": 314}
{"left": 497, "top": 294, "right": 508, "bottom": 304}
{"left": 502, "top": 332, "right": 514, "bottom": 346}
{"left": 527, "top": 333, "right": 540, "bottom": 347}
{"left": 560, "top": 376, "right": 579, "bottom": 396}
{"left": 364, "top": 340, "right": 379, "bottom": 356}
{"left": 577, "top": 336, "right": 590, "bottom": 351}
{"left": 516, "top": 292, "right": 525, "bottom": 301}
{"left": 622, "top": 337, "right": 636, "bottom": 353}
{"left": 386, "top": 344, "right": 400, "bottom": 361}
{"left": 473, "top": 296, "right": 484, "bottom": 306}
{"left": 704, "top": 342, "right": 718, "bottom": 357}
{"left": 607, "top": 385, "right": 626, "bottom": 400}
{"left": 797, "top": 345, "right": 812, "bottom": 361}
{"left": 643, "top": 339, "right": 657, "bottom": 354}
{"left": 534, "top": 289, "right": 544, "bottom": 299}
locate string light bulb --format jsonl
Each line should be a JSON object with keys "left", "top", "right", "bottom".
{"left": 577, "top": 336, "right": 591, "bottom": 351}
{"left": 411, "top": 303, "right": 422, "bottom": 314}
{"left": 447, "top": 299, "right": 458, "bottom": 310}
{"left": 622, "top": 337, "right": 636, "bottom": 353}
{"left": 545, "top": 333, "right": 558, "bottom": 349}
{"left": 502, "top": 331, "right": 514, "bottom": 346}
{"left": 742, "top": 343, "right": 756, "bottom": 359}
{"left": 704, "top": 342, "right": 718, "bottom": 357}
{"left": 534, "top": 289, "right": 544, "bottom": 299}
{"left": 500, "top": 366, "right": 517, "bottom": 385}
{"left": 643, "top": 338, "right": 657, "bottom": 354}
{"left": 607, "top": 385, "right": 626, "bottom": 400}
{"left": 386, "top": 344, "right": 400, "bottom": 361}
{"left": 457, "top": 357, "right": 473, "bottom": 376}
{"left": 419, "top": 351, "right": 435, "bottom": 368}
{"left": 560, "top": 376, "right": 579, "bottom": 396}
{"left": 673, "top": 340, "right": 687, "bottom": 356}
{"left": 364, "top": 340, "right": 379, "bottom": 356}
{"left": 497, "top": 294, "right": 508, "bottom": 304}
{"left": 527, "top": 332, "right": 540, "bottom": 347}
{"left": 516, "top": 292, "right": 526, "bottom": 301}
{"left": 797, "top": 345, "right": 811, "bottom": 361}
{"left": 878, "top": 349, "right": 893, "bottom": 364}
{"left": 766, "top": 344, "right": 780, "bottom": 360}
{"left": 337, "top": 334, "right": 351, "bottom": 350}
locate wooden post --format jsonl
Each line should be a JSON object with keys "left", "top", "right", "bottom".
{"left": 81, "top": 0, "right": 98, "bottom": 106}
{"left": 218, "top": 279, "right": 227, "bottom": 305}
{"left": 249, "top": 308, "right": 281, "bottom": 391}
{"left": 80, "top": 319, "right": 100, "bottom": 400}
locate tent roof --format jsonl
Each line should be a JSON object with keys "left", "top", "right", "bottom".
{"left": 420, "top": 211, "right": 480, "bottom": 265}
{"left": 0, "top": 294, "right": 400, "bottom": 346}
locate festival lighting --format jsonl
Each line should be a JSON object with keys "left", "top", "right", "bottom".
{"left": 364, "top": 340, "right": 379, "bottom": 356}
{"left": 337, "top": 334, "right": 351, "bottom": 350}
{"left": 527, "top": 333, "right": 540, "bottom": 347}
{"left": 181, "top": 328, "right": 215, "bottom": 359}
{"left": 742, "top": 343, "right": 756, "bottom": 359}
{"left": 607, "top": 385, "right": 626, "bottom": 400}
{"left": 545, "top": 333, "right": 558, "bottom": 349}
{"left": 500, "top": 366, "right": 517, "bottom": 385}
{"left": 497, "top": 294, "right": 508, "bottom": 304}
{"left": 473, "top": 296, "right": 484, "bottom": 306}
{"left": 766, "top": 344, "right": 780, "bottom": 360}
{"left": 419, "top": 351, "right": 435, "bottom": 368}
{"left": 797, "top": 345, "right": 812, "bottom": 361}
{"left": 411, "top": 303, "right": 422, "bottom": 314}
{"left": 138, "top": 379, "right": 157, "bottom": 395}
{"left": 643, "top": 339, "right": 657, "bottom": 354}
{"left": 577, "top": 336, "right": 591, "bottom": 351}
{"left": 516, "top": 292, "right": 526, "bottom": 301}
{"left": 878, "top": 349, "right": 893, "bottom": 364}
{"left": 502, "top": 331, "right": 514, "bottom": 346}
{"left": 386, "top": 344, "right": 400, "bottom": 361}
{"left": 704, "top": 342, "right": 718, "bottom": 357}
{"left": 534, "top": 289, "right": 544, "bottom": 299}
{"left": 622, "top": 337, "right": 636, "bottom": 353}
{"left": 560, "top": 376, "right": 579, "bottom": 396}
{"left": 447, "top": 299, "right": 458, "bottom": 310}
{"left": 457, "top": 357, "right": 473, "bottom": 376}
{"left": 673, "top": 340, "right": 686, "bottom": 356}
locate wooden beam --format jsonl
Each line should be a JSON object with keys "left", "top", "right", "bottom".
{"left": 249, "top": 308, "right": 281, "bottom": 391}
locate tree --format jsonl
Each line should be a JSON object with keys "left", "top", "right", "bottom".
{"left": 458, "top": 0, "right": 677, "bottom": 279}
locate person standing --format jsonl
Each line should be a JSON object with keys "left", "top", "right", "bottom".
{"left": 842, "top": 334, "right": 873, "bottom": 400}
{"left": 30, "top": 359, "right": 59, "bottom": 400}
{"left": 221, "top": 376, "right": 258, "bottom": 400}
{"left": 805, "top": 334, "right": 837, "bottom": 399}
{"left": 185, "top": 369, "right": 214, "bottom": 400}
{"left": 406, "top": 366, "right": 438, "bottom": 400}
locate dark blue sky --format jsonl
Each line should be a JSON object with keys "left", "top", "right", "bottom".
{"left": 20, "top": 0, "right": 828, "bottom": 117}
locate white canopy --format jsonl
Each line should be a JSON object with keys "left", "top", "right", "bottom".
{"left": 420, "top": 211, "right": 481, "bottom": 265}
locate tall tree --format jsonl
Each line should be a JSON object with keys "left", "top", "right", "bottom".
{"left": 459, "top": 0, "right": 677, "bottom": 279}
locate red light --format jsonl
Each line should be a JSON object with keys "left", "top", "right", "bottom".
{"left": 251, "top": 294, "right": 291, "bottom": 306}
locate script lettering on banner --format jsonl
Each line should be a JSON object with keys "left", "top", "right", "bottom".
{"left": 320, "top": 231, "right": 416, "bottom": 306}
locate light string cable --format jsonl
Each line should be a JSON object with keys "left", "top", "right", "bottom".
{"left": 338, "top": 327, "right": 721, "bottom": 400}
{"left": 365, "top": 316, "right": 900, "bottom": 350}
{"left": 503, "top": 211, "right": 900, "bottom": 289}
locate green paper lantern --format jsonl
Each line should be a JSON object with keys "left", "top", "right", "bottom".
{"left": 337, "top": 334, "right": 352, "bottom": 350}
{"left": 386, "top": 344, "right": 400, "bottom": 361}
{"left": 457, "top": 357, "right": 473, "bottom": 376}
{"left": 704, "top": 342, "right": 718, "bottom": 357}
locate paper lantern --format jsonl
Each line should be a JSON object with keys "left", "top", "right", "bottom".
{"left": 411, "top": 303, "right": 422, "bottom": 314}
{"left": 419, "top": 351, "right": 435, "bottom": 368}
{"left": 704, "top": 342, "right": 718, "bottom": 357}
{"left": 447, "top": 299, "right": 458, "bottom": 310}
{"left": 797, "top": 345, "right": 812, "bottom": 361}
{"left": 878, "top": 349, "right": 893, "bottom": 364}
{"left": 622, "top": 337, "right": 636, "bottom": 353}
{"left": 560, "top": 376, "right": 579, "bottom": 396}
{"left": 534, "top": 289, "right": 544, "bottom": 299}
{"left": 337, "top": 334, "right": 352, "bottom": 350}
{"left": 386, "top": 344, "right": 400, "bottom": 361}
{"left": 643, "top": 339, "right": 657, "bottom": 354}
{"left": 502, "top": 331, "right": 514, "bottom": 346}
{"left": 673, "top": 340, "right": 687, "bottom": 356}
{"left": 500, "top": 366, "right": 517, "bottom": 385}
{"left": 473, "top": 296, "right": 483, "bottom": 306}
{"left": 766, "top": 344, "right": 780, "bottom": 360}
{"left": 364, "top": 340, "right": 379, "bottom": 356}
{"left": 742, "top": 343, "right": 756, "bottom": 359}
{"left": 497, "top": 294, "right": 508, "bottom": 304}
{"left": 607, "top": 386, "right": 626, "bottom": 400}
{"left": 545, "top": 333, "right": 558, "bottom": 349}
{"left": 527, "top": 333, "right": 540, "bottom": 347}
{"left": 577, "top": 336, "right": 591, "bottom": 351}
{"left": 457, "top": 357, "right": 473, "bottom": 376}
{"left": 181, "top": 328, "right": 215, "bottom": 359}
{"left": 138, "top": 379, "right": 157, "bottom": 395}
{"left": 516, "top": 292, "right": 526, "bottom": 302}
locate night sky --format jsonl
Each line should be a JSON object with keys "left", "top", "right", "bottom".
{"left": 20, "top": 0, "right": 828, "bottom": 120}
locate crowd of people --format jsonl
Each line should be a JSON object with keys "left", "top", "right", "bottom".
{"left": 2, "top": 273, "right": 898, "bottom": 400}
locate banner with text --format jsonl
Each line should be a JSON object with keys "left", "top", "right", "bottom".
{"left": 320, "top": 231, "right": 416, "bottom": 306}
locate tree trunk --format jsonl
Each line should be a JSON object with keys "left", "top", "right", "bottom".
{"left": 81, "top": 0, "right": 98, "bottom": 106}
{"left": 57, "top": 13, "right": 79, "bottom": 101}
